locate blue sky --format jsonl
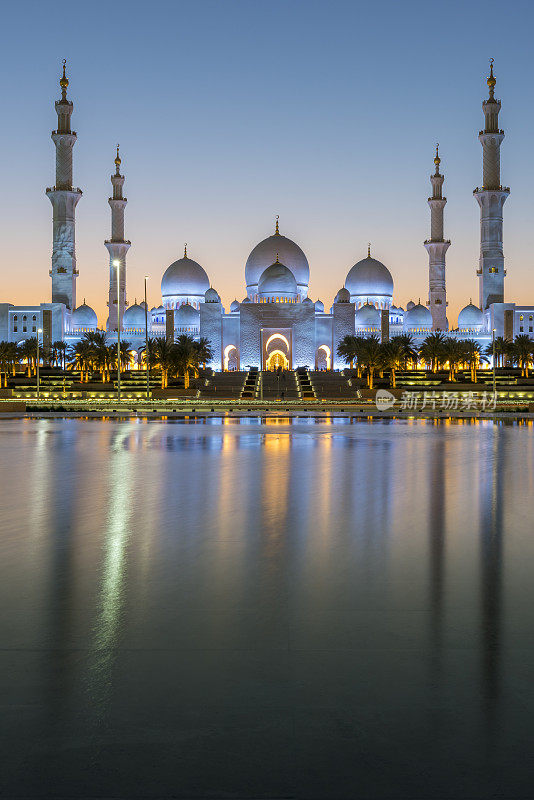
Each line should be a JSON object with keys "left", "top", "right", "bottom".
{"left": 1, "top": 0, "right": 533, "bottom": 323}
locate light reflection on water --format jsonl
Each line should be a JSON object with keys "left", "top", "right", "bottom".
{"left": 1, "top": 417, "right": 534, "bottom": 798}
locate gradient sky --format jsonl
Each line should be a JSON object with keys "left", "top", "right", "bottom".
{"left": 1, "top": 0, "right": 533, "bottom": 326}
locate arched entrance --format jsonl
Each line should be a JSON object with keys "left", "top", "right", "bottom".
{"left": 223, "top": 344, "right": 239, "bottom": 371}
{"left": 262, "top": 329, "right": 292, "bottom": 370}
{"left": 316, "top": 344, "right": 331, "bottom": 370}
{"left": 266, "top": 350, "right": 289, "bottom": 371}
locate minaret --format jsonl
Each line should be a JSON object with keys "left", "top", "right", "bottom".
{"left": 46, "top": 60, "right": 82, "bottom": 310}
{"left": 424, "top": 145, "right": 450, "bottom": 331}
{"left": 474, "top": 60, "right": 509, "bottom": 309}
{"left": 105, "top": 145, "right": 130, "bottom": 332}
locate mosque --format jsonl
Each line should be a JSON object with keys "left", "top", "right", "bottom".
{"left": 1, "top": 60, "right": 533, "bottom": 371}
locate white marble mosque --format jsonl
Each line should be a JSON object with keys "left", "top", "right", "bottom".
{"left": 1, "top": 60, "right": 533, "bottom": 370}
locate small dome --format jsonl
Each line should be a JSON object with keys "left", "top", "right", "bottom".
{"left": 161, "top": 255, "right": 210, "bottom": 298}
{"left": 123, "top": 303, "right": 146, "bottom": 328}
{"left": 230, "top": 299, "right": 240, "bottom": 312}
{"left": 458, "top": 302, "right": 484, "bottom": 329}
{"left": 174, "top": 303, "right": 200, "bottom": 327}
{"left": 204, "top": 287, "right": 220, "bottom": 303}
{"left": 315, "top": 299, "right": 324, "bottom": 312}
{"left": 150, "top": 306, "right": 157, "bottom": 313}
{"left": 302, "top": 297, "right": 314, "bottom": 306}
{"left": 242, "top": 297, "right": 251, "bottom": 303}
{"left": 406, "top": 300, "right": 415, "bottom": 311}
{"left": 140, "top": 301, "right": 147, "bottom": 309}
{"left": 335, "top": 287, "right": 350, "bottom": 304}
{"left": 355, "top": 302, "right": 380, "bottom": 327}
{"left": 345, "top": 255, "right": 393, "bottom": 302}
{"left": 245, "top": 230, "right": 310, "bottom": 296}
{"left": 71, "top": 302, "right": 97, "bottom": 328}
{"left": 258, "top": 261, "right": 298, "bottom": 299}
{"left": 405, "top": 302, "right": 432, "bottom": 329}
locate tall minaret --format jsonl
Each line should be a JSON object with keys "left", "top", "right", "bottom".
{"left": 105, "top": 146, "right": 130, "bottom": 332}
{"left": 474, "top": 60, "right": 509, "bottom": 309}
{"left": 424, "top": 145, "right": 450, "bottom": 331}
{"left": 46, "top": 60, "right": 82, "bottom": 310}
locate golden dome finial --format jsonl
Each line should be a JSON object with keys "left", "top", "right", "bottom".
{"left": 487, "top": 58, "right": 496, "bottom": 95}
{"left": 275, "top": 215, "right": 280, "bottom": 235}
{"left": 275, "top": 252, "right": 280, "bottom": 263}
{"left": 115, "top": 143, "right": 121, "bottom": 168}
{"left": 184, "top": 243, "right": 188, "bottom": 258}
{"left": 367, "top": 242, "right": 371, "bottom": 258}
{"left": 434, "top": 143, "right": 441, "bottom": 173}
{"left": 60, "top": 59, "right": 69, "bottom": 94}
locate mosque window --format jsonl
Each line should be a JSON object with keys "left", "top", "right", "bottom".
{"left": 530, "top": 316, "right": 533, "bottom": 321}
{"left": 530, "top": 327, "right": 533, "bottom": 333}
{"left": 520, "top": 315, "right": 524, "bottom": 321}
{"left": 23, "top": 326, "right": 27, "bottom": 332}
{"left": 22, "top": 315, "right": 27, "bottom": 321}
{"left": 13, "top": 315, "right": 17, "bottom": 321}
{"left": 13, "top": 326, "right": 17, "bottom": 333}
{"left": 32, "top": 326, "right": 36, "bottom": 332}
{"left": 520, "top": 326, "right": 524, "bottom": 332}
{"left": 32, "top": 315, "right": 36, "bottom": 321}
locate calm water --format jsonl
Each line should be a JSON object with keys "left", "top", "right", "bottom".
{"left": 1, "top": 417, "right": 534, "bottom": 799}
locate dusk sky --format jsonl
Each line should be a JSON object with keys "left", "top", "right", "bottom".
{"left": 1, "top": 0, "right": 533, "bottom": 325}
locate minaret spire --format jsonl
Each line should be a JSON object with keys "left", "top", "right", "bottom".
{"left": 424, "top": 144, "right": 450, "bottom": 331}
{"left": 46, "top": 60, "right": 82, "bottom": 312}
{"left": 275, "top": 215, "right": 279, "bottom": 235}
{"left": 105, "top": 146, "right": 131, "bottom": 332}
{"left": 474, "top": 59, "right": 509, "bottom": 308}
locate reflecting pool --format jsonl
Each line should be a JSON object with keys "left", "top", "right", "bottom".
{"left": 1, "top": 417, "right": 533, "bottom": 798}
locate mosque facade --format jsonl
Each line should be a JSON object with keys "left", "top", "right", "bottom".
{"left": 1, "top": 61, "right": 533, "bottom": 370}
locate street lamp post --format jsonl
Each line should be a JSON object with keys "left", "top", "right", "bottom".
{"left": 36, "top": 328, "right": 42, "bottom": 399}
{"left": 144, "top": 275, "right": 150, "bottom": 399}
{"left": 114, "top": 259, "right": 121, "bottom": 401}
{"left": 492, "top": 328, "right": 497, "bottom": 407}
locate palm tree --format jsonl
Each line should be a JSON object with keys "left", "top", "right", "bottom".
{"left": 140, "top": 337, "right": 158, "bottom": 371}
{"left": 510, "top": 334, "right": 534, "bottom": 377}
{"left": 418, "top": 332, "right": 447, "bottom": 372}
{"left": 380, "top": 339, "right": 404, "bottom": 388}
{"left": 461, "top": 339, "right": 487, "bottom": 383}
{"left": 194, "top": 337, "right": 214, "bottom": 370}
{"left": 174, "top": 334, "right": 201, "bottom": 389}
{"left": 357, "top": 335, "right": 382, "bottom": 390}
{"left": 484, "top": 336, "right": 510, "bottom": 369}
{"left": 6, "top": 342, "right": 18, "bottom": 376}
{"left": 390, "top": 334, "right": 418, "bottom": 370}
{"left": 442, "top": 337, "right": 464, "bottom": 381}
{"left": 152, "top": 337, "right": 176, "bottom": 388}
{"left": 106, "top": 341, "right": 132, "bottom": 375}
{"left": 0, "top": 341, "right": 11, "bottom": 387}
{"left": 337, "top": 335, "right": 358, "bottom": 370}
{"left": 67, "top": 340, "right": 92, "bottom": 382}
{"left": 19, "top": 337, "right": 38, "bottom": 376}
{"left": 336, "top": 335, "right": 367, "bottom": 374}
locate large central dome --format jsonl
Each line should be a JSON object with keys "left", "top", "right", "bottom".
{"left": 245, "top": 223, "right": 309, "bottom": 299}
